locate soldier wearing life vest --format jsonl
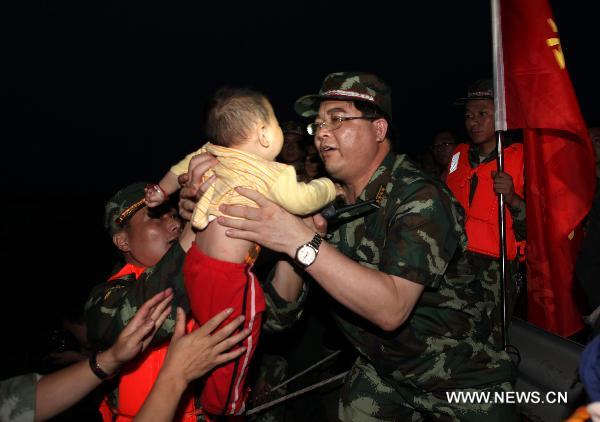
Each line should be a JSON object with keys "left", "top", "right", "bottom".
{"left": 445, "top": 79, "right": 526, "bottom": 351}
{"left": 85, "top": 182, "right": 202, "bottom": 421}
{"left": 85, "top": 178, "right": 307, "bottom": 421}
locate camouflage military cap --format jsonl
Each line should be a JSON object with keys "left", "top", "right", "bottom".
{"left": 104, "top": 182, "right": 149, "bottom": 235}
{"left": 281, "top": 120, "right": 304, "bottom": 136}
{"left": 294, "top": 72, "right": 392, "bottom": 120}
{"left": 454, "top": 78, "right": 494, "bottom": 105}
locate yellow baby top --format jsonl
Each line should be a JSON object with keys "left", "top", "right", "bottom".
{"left": 170, "top": 143, "right": 336, "bottom": 230}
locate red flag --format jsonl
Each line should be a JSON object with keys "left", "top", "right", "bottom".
{"left": 498, "top": 0, "right": 596, "bottom": 336}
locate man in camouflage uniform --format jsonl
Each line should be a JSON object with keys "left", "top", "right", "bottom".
{"left": 85, "top": 181, "right": 200, "bottom": 420}
{"left": 447, "top": 79, "right": 526, "bottom": 350}
{"left": 85, "top": 182, "right": 192, "bottom": 350}
{"left": 86, "top": 179, "right": 305, "bottom": 420}
{"left": 214, "top": 72, "right": 516, "bottom": 421}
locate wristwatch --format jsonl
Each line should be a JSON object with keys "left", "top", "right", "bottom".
{"left": 89, "top": 351, "right": 117, "bottom": 380}
{"left": 294, "top": 233, "right": 322, "bottom": 268}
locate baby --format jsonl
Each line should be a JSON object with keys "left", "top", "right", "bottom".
{"left": 146, "top": 87, "right": 337, "bottom": 416}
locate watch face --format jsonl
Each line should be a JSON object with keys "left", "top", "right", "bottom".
{"left": 297, "top": 245, "right": 317, "bottom": 266}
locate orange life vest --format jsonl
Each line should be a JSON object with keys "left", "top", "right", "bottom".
{"left": 445, "top": 143, "right": 525, "bottom": 260}
{"left": 98, "top": 263, "right": 199, "bottom": 422}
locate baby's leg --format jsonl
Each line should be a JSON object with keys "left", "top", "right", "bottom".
{"left": 183, "top": 244, "right": 266, "bottom": 415}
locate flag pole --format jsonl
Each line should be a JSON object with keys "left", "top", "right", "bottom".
{"left": 491, "top": 0, "right": 509, "bottom": 351}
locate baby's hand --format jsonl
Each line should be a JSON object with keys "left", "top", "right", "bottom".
{"left": 145, "top": 184, "right": 168, "bottom": 208}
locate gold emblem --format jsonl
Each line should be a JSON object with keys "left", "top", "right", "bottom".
{"left": 546, "top": 18, "right": 565, "bottom": 70}
{"left": 375, "top": 185, "right": 386, "bottom": 205}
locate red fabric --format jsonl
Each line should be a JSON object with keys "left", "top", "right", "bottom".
{"left": 101, "top": 264, "right": 198, "bottom": 421}
{"left": 500, "top": 0, "right": 596, "bottom": 335}
{"left": 184, "top": 245, "right": 265, "bottom": 416}
{"left": 108, "top": 263, "right": 146, "bottom": 281}
{"left": 446, "top": 143, "right": 524, "bottom": 260}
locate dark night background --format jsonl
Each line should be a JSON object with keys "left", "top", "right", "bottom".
{"left": 1, "top": 0, "right": 598, "bottom": 380}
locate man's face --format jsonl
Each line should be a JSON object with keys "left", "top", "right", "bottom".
{"left": 432, "top": 131, "right": 457, "bottom": 167}
{"left": 279, "top": 133, "right": 304, "bottom": 163}
{"left": 121, "top": 207, "right": 182, "bottom": 267}
{"left": 314, "top": 100, "right": 381, "bottom": 183}
{"left": 465, "top": 99, "right": 495, "bottom": 145}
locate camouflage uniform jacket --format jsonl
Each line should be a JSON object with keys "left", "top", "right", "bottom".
{"left": 0, "top": 373, "right": 40, "bottom": 422}
{"left": 328, "top": 152, "right": 514, "bottom": 392}
{"left": 85, "top": 242, "right": 189, "bottom": 350}
{"left": 85, "top": 243, "right": 304, "bottom": 350}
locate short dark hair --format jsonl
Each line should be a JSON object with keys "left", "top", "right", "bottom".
{"left": 354, "top": 100, "right": 395, "bottom": 143}
{"left": 205, "top": 87, "right": 271, "bottom": 147}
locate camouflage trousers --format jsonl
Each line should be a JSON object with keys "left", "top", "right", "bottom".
{"left": 339, "top": 356, "right": 516, "bottom": 422}
{"left": 468, "top": 253, "right": 521, "bottom": 351}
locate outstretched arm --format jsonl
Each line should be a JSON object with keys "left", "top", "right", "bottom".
{"left": 135, "top": 307, "right": 249, "bottom": 422}
{"left": 218, "top": 188, "right": 426, "bottom": 331}
{"left": 145, "top": 172, "right": 181, "bottom": 208}
{"left": 35, "top": 290, "right": 174, "bottom": 421}
{"left": 268, "top": 166, "right": 337, "bottom": 215}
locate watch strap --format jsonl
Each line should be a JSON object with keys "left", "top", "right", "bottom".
{"left": 308, "top": 233, "right": 322, "bottom": 249}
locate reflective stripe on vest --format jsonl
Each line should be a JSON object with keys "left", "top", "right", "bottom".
{"left": 446, "top": 143, "right": 525, "bottom": 260}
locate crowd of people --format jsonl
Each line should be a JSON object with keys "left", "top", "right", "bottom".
{"left": 1, "top": 71, "right": 599, "bottom": 422}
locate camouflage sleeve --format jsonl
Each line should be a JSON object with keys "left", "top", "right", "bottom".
{"left": 85, "top": 243, "right": 189, "bottom": 350}
{"left": 509, "top": 198, "right": 526, "bottom": 241}
{"left": 0, "top": 373, "right": 41, "bottom": 422}
{"left": 381, "top": 181, "right": 459, "bottom": 289}
{"left": 261, "top": 266, "right": 308, "bottom": 333}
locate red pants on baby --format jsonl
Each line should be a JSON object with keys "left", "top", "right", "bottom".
{"left": 183, "top": 244, "right": 265, "bottom": 416}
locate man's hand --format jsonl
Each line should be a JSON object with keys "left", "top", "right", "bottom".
{"left": 178, "top": 153, "right": 218, "bottom": 221}
{"left": 217, "top": 187, "right": 317, "bottom": 258}
{"left": 159, "top": 307, "right": 249, "bottom": 384}
{"left": 492, "top": 170, "right": 521, "bottom": 207}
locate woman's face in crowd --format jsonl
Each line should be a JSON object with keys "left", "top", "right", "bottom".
{"left": 304, "top": 144, "right": 322, "bottom": 179}
{"left": 279, "top": 134, "right": 305, "bottom": 164}
{"left": 431, "top": 131, "right": 457, "bottom": 167}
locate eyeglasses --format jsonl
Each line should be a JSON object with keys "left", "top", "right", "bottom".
{"left": 307, "top": 116, "right": 377, "bottom": 136}
{"left": 432, "top": 142, "right": 457, "bottom": 150}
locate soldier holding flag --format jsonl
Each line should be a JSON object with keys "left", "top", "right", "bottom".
{"left": 445, "top": 78, "right": 526, "bottom": 351}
